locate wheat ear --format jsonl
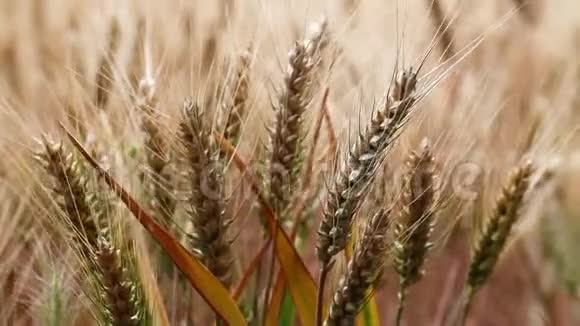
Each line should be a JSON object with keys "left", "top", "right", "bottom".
{"left": 95, "top": 234, "right": 141, "bottom": 326}
{"left": 261, "top": 23, "right": 329, "bottom": 316}
{"left": 37, "top": 138, "right": 142, "bottom": 325}
{"left": 315, "top": 68, "right": 419, "bottom": 325}
{"left": 460, "top": 161, "right": 534, "bottom": 324}
{"left": 222, "top": 48, "right": 252, "bottom": 147}
{"left": 35, "top": 138, "right": 99, "bottom": 253}
{"left": 317, "top": 68, "right": 418, "bottom": 265}
{"left": 95, "top": 19, "right": 120, "bottom": 109}
{"left": 425, "top": 0, "right": 455, "bottom": 61}
{"left": 136, "top": 77, "right": 176, "bottom": 227}
{"left": 393, "top": 139, "right": 437, "bottom": 326}
{"left": 324, "top": 209, "right": 391, "bottom": 326}
{"left": 268, "top": 40, "right": 318, "bottom": 216}
{"left": 180, "top": 100, "right": 234, "bottom": 289}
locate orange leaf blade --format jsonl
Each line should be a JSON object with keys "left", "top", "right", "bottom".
{"left": 264, "top": 272, "right": 286, "bottom": 326}
{"left": 274, "top": 233, "right": 316, "bottom": 326}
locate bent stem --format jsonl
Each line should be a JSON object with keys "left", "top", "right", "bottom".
{"left": 395, "top": 286, "right": 408, "bottom": 326}
{"left": 459, "top": 286, "right": 476, "bottom": 326}
{"left": 232, "top": 238, "right": 272, "bottom": 301}
{"left": 315, "top": 261, "right": 333, "bottom": 326}
{"left": 262, "top": 227, "right": 279, "bottom": 323}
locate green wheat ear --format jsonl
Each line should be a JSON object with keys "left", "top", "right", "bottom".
{"left": 36, "top": 137, "right": 148, "bottom": 326}
{"left": 467, "top": 161, "right": 533, "bottom": 290}
{"left": 460, "top": 161, "right": 534, "bottom": 324}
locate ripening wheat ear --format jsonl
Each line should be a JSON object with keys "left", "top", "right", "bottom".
{"left": 268, "top": 40, "right": 310, "bottom": 216}
{"left": 268, "top": 20, "right": 327, "bottom": 217}
{"left": 316, "top": 67, "right": 419, "bottom": 325}
{"left": 317, "top": 68, "right": 419, "bottom": 265}
{"left": 261, "top": 22, "right": 329, "bottom": 315}
{"left": 137, "top": 77, "right": 166, "bottom": 176}
{"left": 393, "top": 139, "right": 437, "bottom": 326}
{"left": 324, "top": 209, "right": 391, "bottom": 326}
{"left": 425, "top": 0, "right": 455, "bottom": 61}
{"left": 95, "top": 18, "right": 121, "bottom": 109}
{"left": 136, "top": 76, "right": 176, "bottom": 228}
{"left": 305, "top": 17, "right": 329, "bottom": 66}
{"left": 180, "top": 99, "right": 235, "bottom": 290}
{"left": 222, "top": 47, "right": 252, "bottom": 147}
{"left": 511, "top": 0, "right": 541, "bottom": 25}
{"left": 459, "top": 161, "right": 534, "bottom": 324}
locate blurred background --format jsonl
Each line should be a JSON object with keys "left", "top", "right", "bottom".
{"left": 1, "top": 0, "right": 580, "bottom": 325}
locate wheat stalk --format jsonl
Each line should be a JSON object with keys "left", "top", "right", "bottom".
{"left": 259, "top": 24, "right": 330, "bottom": 317}
{"left": 43, "top": 271, "right": 68, "bottom": 326}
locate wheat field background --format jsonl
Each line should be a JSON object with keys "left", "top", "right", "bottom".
{"left": 1, "top": 0, "right": 580, "bottom": 325}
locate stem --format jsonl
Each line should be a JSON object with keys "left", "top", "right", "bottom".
{"left": 315, "top": 262, "right": 332, "bottom": 326}
{"left": 187, "top": 289, "right": 195, "bottom": 325}
{"left": 170, "top": 265, "right": 178, "bottom": 324}
{"left": 253, "top": 257, "right": 263, "bottom": 325}
{"left": 262, "top": 229, "right": 278, "bottom": 323}
{"left": 395, "top": 286, "right": 407, "bottom": 326}
{"left": 232, "top": 238, "right": 271, "bottom": 300}
{"left": 459, "top": 287, "right": 475, "bottom": 326}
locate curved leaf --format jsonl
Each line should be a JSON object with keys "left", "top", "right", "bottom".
{"left": 358, "top": 295, "right": 380, "bottom": 326}
{"left": 264, "top": 273, "right": 286, "bottom": 326}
